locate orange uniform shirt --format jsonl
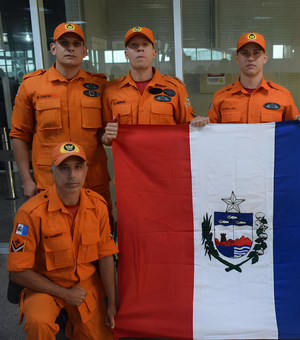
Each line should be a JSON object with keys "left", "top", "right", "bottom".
{"left": 208, "top": 77, "right": 299, "bottom": 123}
{"left": 7, "top": 185, "right": 118, "bottom": 286}
{"left": 7, "top": 185, "right": 118, "bottom": 324}
{"left": 10, "top": 64, "right": 110, "bottom": 190}
{"left": 102, "top": 67, "right": 195, "bottom": 126}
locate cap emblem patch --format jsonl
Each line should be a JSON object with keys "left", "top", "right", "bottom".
{"left": 248, "top": 33, "right": 257, "bottom": 40}
{"left": 60, "top": 143, "right": 80, "bottom": 154}
{"left": 65, "top": 23, "right": 75, "bottom": 31}
{"left": 133, "top": 27, "right": 142, "bottom": 32}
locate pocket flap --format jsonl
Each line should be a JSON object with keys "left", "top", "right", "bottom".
{"left": 37, "top": 153, "right": 52, "bottom": 166}
{"left": 81, "top": 97, "right": 102, "bottom": 109}
{"left": 44, "top": 236, "right": 72, "bottom": 252}
{"left": 221, "top": 111, "right": 241, "bottom": 123}
{"left": 261, "top": 110, "right": 282, "bottom": 122}
{"left": 81, "top": 232, "right": 100, "bottom": 245}
{"left": 151, "top": 101, "right": 173, "bottom": 115}
{"left": 112, "top": 102, "right": 131, "bottom": 116}
{"left": 36, "top": 99, "right": 61, "bottom": 110}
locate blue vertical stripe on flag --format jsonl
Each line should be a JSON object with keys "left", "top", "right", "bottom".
{"left": 274, "top": 121, "right": 300, "bottom": 339}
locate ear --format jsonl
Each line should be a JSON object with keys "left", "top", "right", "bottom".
{"left": 152, "top": 49, "right": 157, "bottom": 59}
{"left": 83, "top": 46, "right": 88, "bottom": 59}
{"left": 263, "top": 52, "right": 268, "bottom": 64}
{"left": 124, "top": 50, "right": 129, "bottom": 60}
{"left": 50, "top": 42, "right": 56, "bottom": 56}
{"left": 235, "top": 53, "right": 239, "bottom": 65}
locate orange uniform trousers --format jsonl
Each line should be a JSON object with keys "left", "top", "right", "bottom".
{"left": 20, "top": 288, "right": 113, "bottom": 340}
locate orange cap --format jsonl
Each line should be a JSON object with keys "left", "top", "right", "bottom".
{"left": 125, "top": 27, "right": 155, "bottom": 47}
{"left": 53, "top": 23, "right": 85, "bottom": 41}
{"left": 52, "top": 142, "right": 87, "bottom": 166}
{"left": 237, "top": 33, "right": 266, "bottom": 51}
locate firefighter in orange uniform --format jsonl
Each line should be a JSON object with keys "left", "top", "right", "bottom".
{"left": 9, "top": 23, "right": 115, "bottom": 232}
{"left": 101, "top": 26, "right": 209, "bottom": 145}
{"left": 208, "top": 32, "right": 299, "bottom": 123}
{"left": 7, "top": 141, "right": 118, "bottom": 340}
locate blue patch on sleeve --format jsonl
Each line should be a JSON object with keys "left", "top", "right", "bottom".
{"left": 15, "top": 223, "right": 29, "bottom": 237}
{"left": 209, "top": 102, "right": 212, "bottom": 111}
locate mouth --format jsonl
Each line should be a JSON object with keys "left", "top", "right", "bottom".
{"left": 66, "top": 182, "right": 79, "bottom": 186}
{"left": 65, "top": 55, "right": 76, "bottom": 58}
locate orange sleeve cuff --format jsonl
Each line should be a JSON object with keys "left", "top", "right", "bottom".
{"left": 7, "top": 252, "right": 35, "bottom": 272}
{"left": 98, "top": 238, "right": 119, "bottom": 259}
{"left": 9, "top": 126, "right": 32, "bottom": 144}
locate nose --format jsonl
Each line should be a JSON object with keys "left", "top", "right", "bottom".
{"left": 68, "top": 43, "right": 75, "bottom": 51}
{"left": 69, "top": 168, "right": 76, "bottom": 178}
{"left": 137, "top": 44, "right": 144, "bottom": 51}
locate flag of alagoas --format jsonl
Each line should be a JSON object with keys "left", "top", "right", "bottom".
{"left": 112, "top": 121, "right": 300, "bottom": 340}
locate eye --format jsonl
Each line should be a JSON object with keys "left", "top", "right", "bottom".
{"left": 59, "top": 40, "right": 68, "bottom": 46}
{"left": 74, "top": 41, "right": 81, "bottom": 47}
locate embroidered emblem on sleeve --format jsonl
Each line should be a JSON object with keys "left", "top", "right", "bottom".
{"left": 15, "top": 223, "right": 29, "bottom": 237}
{"left": 184, "top": 97, "right": 191, "bottom": 107}
{"left": 11, "top": 238, "right": 25, "bottom": 252}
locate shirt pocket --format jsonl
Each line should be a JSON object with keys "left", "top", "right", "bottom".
{"left": 36, "top": 152, "right": 54, "bottom": 188}
{"left": 43, "top": 236, "right": 74, "bottom": 271}
{"left": 151, "top": 102, "right": 175, "bottom": 125}
{"left": 36, "top": 99, "right": 62, "bottom": 130}
{"left": 78, "top": 231, "right": 100, "bottom": 264}
{"left": 81, "top": 97, "right": 102, "bottom": 128}
{"left": 112, "top": 102, "right": 132, "bottom": 124}
{"left": 261, "top": 108, "right": 283, "bottom": 123}
{"left": 221, "top": 111, "right": 242, "bottom": 123}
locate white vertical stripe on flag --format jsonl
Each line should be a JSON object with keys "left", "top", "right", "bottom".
{"left": 190, "top": 124, "right": 278, "bottom": 339}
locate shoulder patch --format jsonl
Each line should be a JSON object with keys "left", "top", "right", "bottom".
{"left": 163, "top": 75, "right": 181, "bottom": 88}
{"left": 214, "top": 83, "right": 235, "bottom": 96}
{"left": 266, "top": 81, "right": 291, "bottom": 94}
{"left": 85, "top": 189, "right": 108, "bottom": 205}
{"left": 23, "top": 69, "right": 46, "bottom": 80}
{"left": 106, "top": 76, "right": 127, "bottom": 88}
{"left": 21, "top": 191, "right": 50, "bottom": 214}
{"left": 86, "top": 71, "right": 107, "bottom": 80}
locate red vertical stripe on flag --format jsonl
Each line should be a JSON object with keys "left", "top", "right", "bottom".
{"left": 113, "top": 125, "right": 194, "bottom": 339}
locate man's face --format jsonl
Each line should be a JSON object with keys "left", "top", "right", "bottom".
{"left": 235, "top": 43, "right": 268, "bottom": 78}
{"left": 50, "top": 33, "right": 87, "bottom": 69}
{"left": 125, "top": 35, "right": 157, "bottom": 71}
{"left": 50, "top": 156, "right": 88, "bottom": 196}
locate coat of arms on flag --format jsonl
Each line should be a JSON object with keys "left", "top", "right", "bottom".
{"left": 202, "top": 191, "right": 268, "bottom": 272}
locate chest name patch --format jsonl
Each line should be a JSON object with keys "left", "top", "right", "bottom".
{"left": 36, "top": 93, "right": 60, "bottom": 100}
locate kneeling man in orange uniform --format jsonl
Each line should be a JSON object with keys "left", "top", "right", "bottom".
{"left": 7, "top": 141, "right": 118, "bottom": 340}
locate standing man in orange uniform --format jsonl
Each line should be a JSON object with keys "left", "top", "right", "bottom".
{"left": 7, "top": 141, "right": 118, "bottom": 339}
{"left": 101, "top": 26, "right": 209, "bottom": 144}
{"left": 10, "top": 23, "right": 114, "bottom": 231}
{"left": 208, "top": 33, "right": 299, "bottom": 123}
